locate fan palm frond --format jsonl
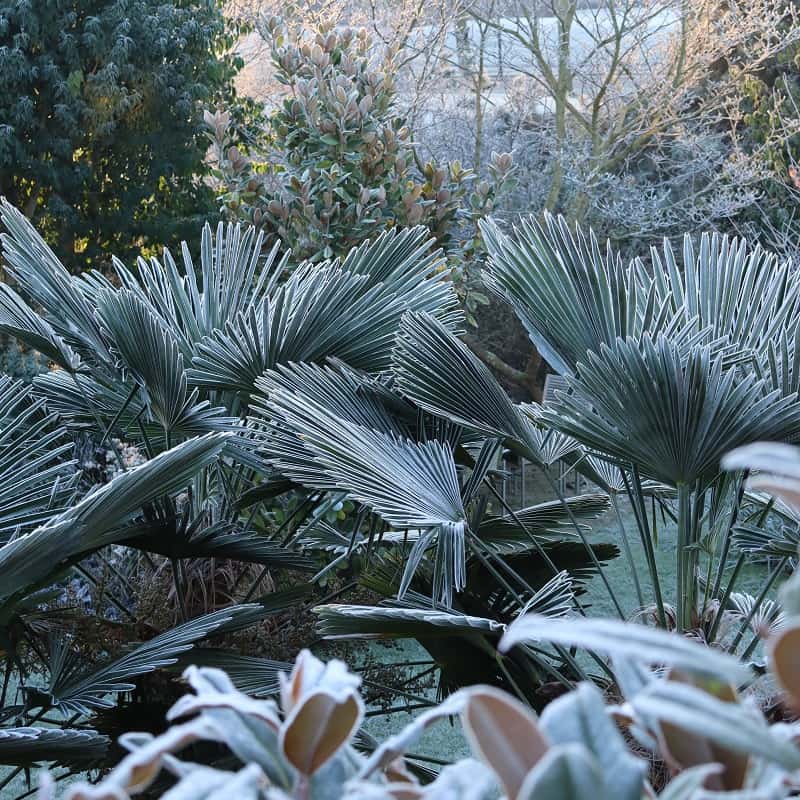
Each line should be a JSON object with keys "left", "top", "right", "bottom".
{"left": 394, "top": 312, "right": 545, "bottom": 462}
{"left": 99, "top": 223, "right": 286, "bottom": 357}
{"left": 0, "top": 284, "right": 81, "bottom": 372}
{"left": 481, "top": 214, "right": 661, "bottom": 376}
{"left": 44, "top": 605, "right": 263, "bottom": 715}
{"left": 172, "top": 649, "right": 290, "bottom": 697}
{"left": 645, "top": 231, "right": 800, "bottom": 355}
{"left": 263, "top": 384, "right": 467, "bottom": 603}
{"left": 728, "top": 592, "right": 785, "bottom": 636}
{"left": 0, "top": 433, "right": 229, "bottom": 606}
{"left": 252, "top": 361, "right": 403, "bottom": 438}
{"left": 542, "top": 335, "right": 800, "bottom": 487}
{"left": 516, "top": 571, "right": 574, "bottom": 618}
{"left": 731, "top": 522, "right": 800, "bottom": 558}
{"left": 0, "top": 726, "right": 109, "bottom": 768}
{"left": 339, "top": 225, "right": 458, "bottom": 322}
{"left": 314, "top": 603, "right": 506, "bottom": 640}
{"left": 0, "top": 199, "right": 113, "bottom": 367}
{"left": 476, "top": 495, "right": 610, "bottom": 554}
{"left": 188, "top": 227, "right": 460, "bottom": 395}
{"left": 0, "top": 377, "right": 78, "bottom": 538}
{"left": 119, "top": 519, "right": 315, "bottom": 570}
{"left": 96, "top": 289, "right": 232, "bottom": 438}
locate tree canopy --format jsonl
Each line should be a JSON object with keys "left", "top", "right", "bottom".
{"left": 0, "top": 0, "right": 246, "bottom": 270}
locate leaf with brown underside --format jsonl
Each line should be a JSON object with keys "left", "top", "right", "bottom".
{"left": 770, "top": 620, "right": 800, "bottom": 709}
{"left": 280, "top": 690, "right": 363, "bottom": 776}
{"left": 462, "top": 686, "right": 549, "bottom": 800}
{"left": 658, "top": 670, "right": 748, "bottom": 792}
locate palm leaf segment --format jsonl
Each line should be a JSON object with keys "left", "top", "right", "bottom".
{"left": 0, "top": 376, "right": 78, "bottom": 539}
{"left": 539, "top": 335, "right": 800, "bottom": 486}
{"left": 43, "top": 605, "right": 263, "bottom": 716}
{"left": 0, "top": 727, "right": 109, "bottom": 769}
{"left": 482, "top": 213, "right": 799, "bottom": 378}
{"left": 96, "top": 288, "right": 232, "bottom": 436}
{"left": 254, "top": 362, "right": 467, "bottom": 604}
{"left": 0, "top": 433, "right": 229, "bottom": 609}
{"left": 644, "top": 231, "right": 800, "bottom": 355}
{"left": 394, "top": 311, "right": 546, "bottom": 464}
{"left": 0, "top": 200, "right": 113, "bottom": 370}
{"left": 1, "top": 208, "right": 459, "bottom": 437}
{"left": 483, "top": 213, "right": 800, "bottom": 484}
{"left": 189, "top": 225, "right": 461, "bottom": 393}
{"left": 481, "top": 213, "right": 672, "bottom": 377}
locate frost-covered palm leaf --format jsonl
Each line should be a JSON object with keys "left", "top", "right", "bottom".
{"left": 189, "top": 228, "right": 459, "bottom": 394}
{"left": 394, "top": 312, "right": 545, "bottom": 462}
{"left": 476, "top": 495, "right": 610, "bottom": 554}
{"left": 339, "top": 225, "right": 461, "bottom": 324}
{"left": 0, "top": 377, "right": 78, "bottom": 538}
{"left": 731, "top": 522, "right": 800, "bottom": 558}
{"left": 190, "top": 265, "right": 408, "bottom": 391}
{"left": 32, "top": 371, "right": 174, "bottom": 452}
{"left": 0, "top": 283, "right": 81, "bottom": 372}
{"left": 517, "top": 404, "right": 584, "bottom": 465}
{"left": 765, "top": 321, "right": 800, "bottom": 401}
{"left": 118, "top": 519, "right": 314, "bottom": 570}
{"left": 0, "top": 727, "right": 109, "bottom": 768}
{"left": 96, "top": 288, "right": 231, "bottom": 437}
{"left": 728, "top": 592, "right": 785, "bottom": 636}
{"left": 481, "top": 214, "right": 668, "bottom": 376}
{"left": 0, "top": 199, "right": 113, "bottom": 367}
{"left": 516, "top": 571, "right": 574, "bottom": 618}
{"left": 542, "top": 335, "right": 800, "bottom": 486}
{"left": 264, "top": 385, "right": 467, "bottom": 602}
{"left": 0, "top": 433, "right": 229, "bottom": 606}
{"left": 97, "top": 223, "right": 286, "bottom": 357}
{"left": 252, "top": 361, "right": 404, "bottom": 441}
{"left": 644, "top": 231, "right": 800, "bottom": 356}
{"left": 45, "top": 605, "right": 263, "bottom": 715}
{"left": 315, "top": 603, "right": 506, "bottom": 640}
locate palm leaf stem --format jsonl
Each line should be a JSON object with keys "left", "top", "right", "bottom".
{"left": 69, "top": 373, "right": 125, "bottom": 472}
{"left": 542, "top": 467, "right": 625, "bottom": 619}
{"left": 481, "top": 478, "right": 565, "bottom": 584}
{"left": 361, "top": 678, "right": 438, "bottom": 709}
{"left": 100, "top": 382, "right": 140, "bottom": 447}
{"left": 708, "top": 471, "right": 748, "bottom": 607}
{"left": 0, "top": 766, "right": 22, "bottom": 793}
{"left": 516, "top": 643, "right": 577, "bottom": 690}
{"left": 496, "top": 654, "right": 533, "bottom": 705}
{"left": 741, "top": 630, "right": 765, "bottom": 662}
{"left": 611, "top": 493, "right": 645, "bottom": 608}
{"left": 708, "top": 495, "right": 774, "bottom": 643}
{"left": 466, "top": 529, "right": 605, "bottom": 685}
{"left": 171, "top": 557, "right": 188, "bottom": 622}
{"left": 240, "top": 496, "right": 321, "bottom": 604}
{"left": 708, "top": 552, "right": 746, "bottom": 644}
{"left": 623, "top": 467, "right": 667, "bottom": 627}
{"left": 729, "top": 555, "right": 788, "bottom": 653}
{"left": 676, "top": 482, "right": 692, "bottom": 632}
{"left": 73, "top": 563, "right": 136, "bottom": 623}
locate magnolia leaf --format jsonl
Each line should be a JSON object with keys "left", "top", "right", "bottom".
{"left": 462, "top": 686, "right": 548, "bottom": 799}
{"left": 280, "top": 690, "right": 364, "bottom": 776}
